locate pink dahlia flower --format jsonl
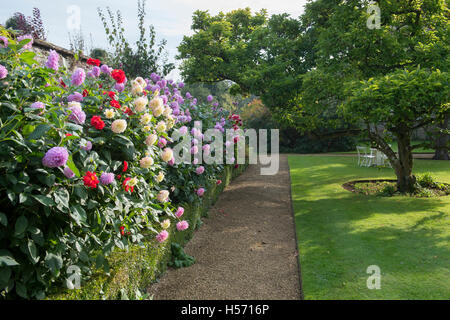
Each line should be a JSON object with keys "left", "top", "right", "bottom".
{"left": 175, "top": 207, "right": 184, "bottom": 218}
{"left": 196, "top": 188, "right": 205, "bottom": 197}
{"left": 0, "top": 64, "right": 8, "bottom": 79}
{"left": 176, "top": 221, "right": 189, "bottom": 231}
{"left": 196, "top": 166, "right": 205, "bottom": 175}
{"left": 156, "top": 230, "right": 169, "bottom": 243}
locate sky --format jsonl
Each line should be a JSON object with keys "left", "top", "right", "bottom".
{"left": 0, "top": 0, "right": 308, "bottom": 81}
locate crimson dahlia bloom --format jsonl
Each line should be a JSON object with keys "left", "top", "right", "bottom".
{"left": 111, "top": 69, "right": 126, "bottom": 83}
{"left": 87, "top": 58, "right": 101, "bottom": 66}
{"left": 83, "top": 171, "right": 99, "bottom": 188}
{"left": 110, "top": 100, "right": 121, "bottom": 109}
{"left": 122, "top": 177, "right": 134, "bottom": 193}
{"left": 90, "top": 116, "right": 105, "bottom": 130}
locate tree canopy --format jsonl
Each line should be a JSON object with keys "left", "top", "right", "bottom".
{"left": 178, "top": 0, "right": 449, "bottom": 191}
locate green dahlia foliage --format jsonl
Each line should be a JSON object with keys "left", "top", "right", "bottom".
{"left": 0, "top": 34, "right": 242, "bottom": 299}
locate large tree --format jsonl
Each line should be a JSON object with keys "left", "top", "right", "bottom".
{"left": 299, "top": 0, "right": 449, "bottom": 191}
{"left": 178, "top": 1, "right": 449, "bottom": 192}
{"left": 343, "top": 68, "right": 449, "bottom": 192}
{"left": 178, "top": 8, "right": 307, "bottom": 110}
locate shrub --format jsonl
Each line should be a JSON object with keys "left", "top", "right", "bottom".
{"left": 416, "top": 173, "right": 436, "bottom": 189}
{"left": 378, "top": 184, "right": 396, "bottom": 197}
{"left": 0, "top": 33, "right": 243, "bottom": 299}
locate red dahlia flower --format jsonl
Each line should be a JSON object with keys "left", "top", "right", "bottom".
{"left": 110, "top": 99, "right": 121, "bottom": 109}
{"left": 122, "top": 177, "right": 134, "bottom": 193}
{"left": 122, "top": 161, "right": 128, "bottom": 172}
{"left": 83, "top": 171, "right": 99, "bottom": 188}
{"left": 111, "top": 69, "right": 126, "bottom": 84}
{"left": 82, "top": 89, "right": 89, "bottom": 97}
{"left": 87, "top": 58, "right": 101, "bottom": 66}
{"left": 124, "top": 107, "right": 133, "bottom": 116}
{"left": 90, "top": 116, "right": 105, "bottom": 130}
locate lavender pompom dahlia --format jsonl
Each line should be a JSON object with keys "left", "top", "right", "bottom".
{"left": 42, "top": 147, "right": 69, "bottom": 168}
{"left": 81, "top": 141, "right": 92, "bottom": 151}
{"left": 45, "top": 50, "right": 59, "bottom": 71}
{"left": 30, "top": 102, "right": 45, "bottom": 110}
{"left": 100, "top": 172, "right": 115, "bottom": 185}
{"left": 67, "top": 92, "right": 83, "bottom": 102}
{"left": 63, "top": 167, "right": 75, "bottom": 178}
{"left": 71, "top": 68, "right": 86, "bottom": 86}
{"left": 68, "top": 105, "right": 86, "bottom": 124}
{"left": 0, "top": 36, "right": 8, "bottom": 48}
{"left": 92, "top": 66, "right": 101, "bottom": 77}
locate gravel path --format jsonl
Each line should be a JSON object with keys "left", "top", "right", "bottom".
{"left": 147, "top": 154, "right": 302, "bottom": 300}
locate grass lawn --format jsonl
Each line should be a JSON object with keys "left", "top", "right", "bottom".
{"left": 288, "top": 155, "right": 450, "bottom": 299}
{"left": 332, "top": 140, "right": 435, "bottom": 154}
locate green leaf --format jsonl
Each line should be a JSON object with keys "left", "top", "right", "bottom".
{"left": 67, "top": 156, "right": 80, "bottom": 177}
{"left": 14, "top": 216, "right": 28, "bottom": 236}
{"left": 65, "top": 123, "right": 83, "bottom": 132}
{"left": 27, "top": 239, "right": 39, "bottom": 264}
{"left": 0, "top": 267, "right": 12, "bottom": 288}
{"left": 70, "top": 204, "right": 87, "bottom": 226}
{"left": 0, "top": 250, "right": 19, "bottom": 266}
{"left": 44, "top": 253, "right": 63, "bottom": 274}
{"left": 37, "top": 173, "right": 55, "bottom": 187}
{"left": 28, "top": 124, "right": 51, "bottom": 140}
{"left": 43, "top": 86, "right": 63, "bottom": 93}
{"left": 19, "top": 51, "right": 37, "bottom": 65}
{"left": 0, "top": 212, "right": 7, "bottom": 227}
{"left": 29, "top": 227, "right": 44, "bottom": 246}
{"left": 32, "top": 194, "right": 55, "bottom": 206}
{"left": 19, "top": 193, "right": 28, "bottom": 204}
{"left": 53, "top": 189, "right": 70, "bottom": 209}
{"left": 15, "top": 282, "right": 28, "bottom": 298}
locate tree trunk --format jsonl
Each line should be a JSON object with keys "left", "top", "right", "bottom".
{"left": 433, "top": 115, "right": 449, "bottom": 160}
{"left": 395, "top": 132, "right": 416, "bottom": 193}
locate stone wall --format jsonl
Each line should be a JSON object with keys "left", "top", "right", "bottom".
{"left": 31, "top": 38, "right": 91, "bottom": 71}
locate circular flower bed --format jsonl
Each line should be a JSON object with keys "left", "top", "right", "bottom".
{"left": 342, "top": 177, "right": 450, "bottom": 197}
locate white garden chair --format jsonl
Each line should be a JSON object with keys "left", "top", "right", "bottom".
{"left": 356, "top": 146, "right": 376, "bottom": 167}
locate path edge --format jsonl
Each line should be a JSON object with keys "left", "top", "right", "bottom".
{"left": 286, "top": 154, "right": 305, "bottom": 300}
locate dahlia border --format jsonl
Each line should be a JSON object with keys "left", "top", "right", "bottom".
{"left": 47, "top": 163, "right": 247, "bottom": 300}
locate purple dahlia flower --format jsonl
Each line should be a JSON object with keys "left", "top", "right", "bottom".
{"left": 42, "top": 147, "right": 69, "bottom": 168}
